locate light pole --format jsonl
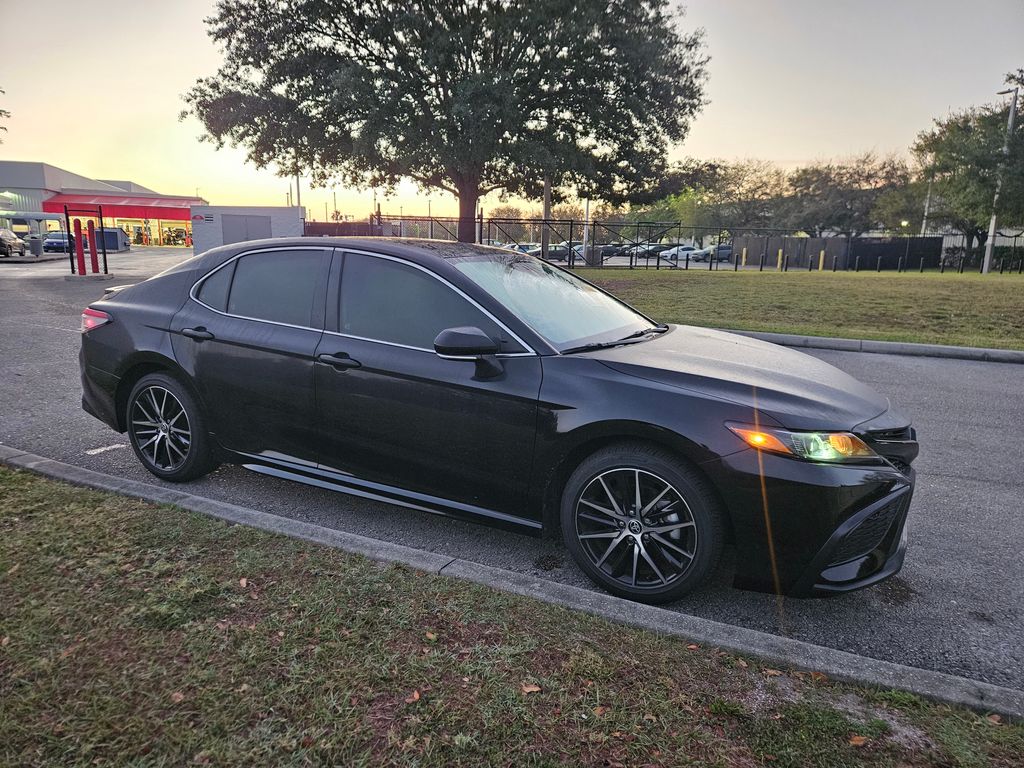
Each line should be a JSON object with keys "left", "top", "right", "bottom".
{"left": 982, "top": 87, "right": 1019, "bottom": 274}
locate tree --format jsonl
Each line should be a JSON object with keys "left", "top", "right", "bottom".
{"left": 185, "top": 0, "right": 708, "bottom": 241}
{"left": 700, "top": 159, "right": 788, "bottom": 230}
{"left": 871, "top": 180, "right": 927, "bottom": 233}
{"left": 912, "top": 70, "right": 1024, "bottom": 259}
{"left": 780, "top": 153, "right": 909, "bottom": 236}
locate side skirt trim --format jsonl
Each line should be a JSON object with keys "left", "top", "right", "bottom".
{"left": 239, "top": 458, "right": 543, "bottom": 535}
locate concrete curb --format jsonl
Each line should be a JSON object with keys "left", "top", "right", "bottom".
{"left": 722, "top": 329, "right": 1024, "bottom": 365}
{"left": 3, "top": 444, "right": 1023, "bottom": 719}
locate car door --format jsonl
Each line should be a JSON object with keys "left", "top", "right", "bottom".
{"left": 313, "top": 250, "right": 543, "bottom": 519}
{"left": 170, "top": 246, "right": 331, "bottom": 465}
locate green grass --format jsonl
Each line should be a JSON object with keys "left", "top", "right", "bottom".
{"left": 2, "top": 467, "right": 1022, "bottom": 767}
{"left": 583, "top": 269, "right": 1024, "bottom": 350}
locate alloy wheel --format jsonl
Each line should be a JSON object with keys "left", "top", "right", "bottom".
{"left": 574, "top": 468, "right": 698, "bottom": 589}
{"left": 130, "top": 386, "right": 192, "bottom": 471}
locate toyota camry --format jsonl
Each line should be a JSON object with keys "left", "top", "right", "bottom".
{"left": 79, "top": 239, "right": 919, "bottom": 603}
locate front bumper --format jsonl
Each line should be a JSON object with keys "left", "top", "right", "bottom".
{"left": 702, "top": 448, "right": 915, "bottom": 597}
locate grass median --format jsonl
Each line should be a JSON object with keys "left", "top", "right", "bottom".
{"left": 1, "top": 466, "right": 1021, "bottom": 767}
{"left": 583, "top": 269, "right": 1024, "bottom": 351}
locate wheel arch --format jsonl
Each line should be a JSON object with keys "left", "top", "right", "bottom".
{"left": 113, "top": 353, "right": 203, "bottom": 432}
{"left": 537, "top": 421, "right": 734, "bottom": 542}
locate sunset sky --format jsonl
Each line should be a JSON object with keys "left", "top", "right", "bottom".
{"left": 1, "top": 0, "right": 1020, "bottom": 218}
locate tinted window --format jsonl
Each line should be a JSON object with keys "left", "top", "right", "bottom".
{"left": 196, "top": 262, "right": 234, "bottom": 312}
{"left": 227, "top": 250, "right": 325, "bottom": 327}
{"left": 340, "top": 255, "right": 519, "bottom": 351}
{"left": 450, "top": 253, "right": 650, "bottom": 350}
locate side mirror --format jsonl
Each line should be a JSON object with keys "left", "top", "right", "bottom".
{"left": 434, "top": 326, "right": 500, "bottom": 357}
{"left": 434, "top": 326, "right": 503, "bottom": 378}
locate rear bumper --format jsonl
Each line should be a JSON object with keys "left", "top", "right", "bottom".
{"left": 80, "top": 346, "right": 121, "bottom": 431}
{"left": 701, "top": 448, "right": 915, "bottom": 597}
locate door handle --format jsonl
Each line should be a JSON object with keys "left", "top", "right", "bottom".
{"left": 181, "top": 327, "right": 215, "bottom": 341}
{"left": 317, "top": 352, "right": 361, "bottom": 370}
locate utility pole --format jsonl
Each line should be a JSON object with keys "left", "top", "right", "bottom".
{"left": 332, "top": 189, "right": 337, "bottom": 221}
{"left": 294, "top": 171, "right": 301, "bottom": 209}
{"left": 983, "top": 86, "right": 1019, "bottom": 274}
{"left": 541, "top": 176, "right": 552, "bottom": 259}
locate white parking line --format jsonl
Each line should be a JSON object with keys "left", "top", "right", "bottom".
{"left": 85, "top": 444, "right": 126, "bottom": 456}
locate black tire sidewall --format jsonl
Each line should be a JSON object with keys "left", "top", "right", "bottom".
{"left": 560, "top": 444, "right": 724, "bottom": 604}
{"left": 126, "top": 372, "right": 215, "bottom": 482}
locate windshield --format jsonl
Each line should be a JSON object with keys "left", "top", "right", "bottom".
{"left": 450, "top": 253, "right": 653, "bottom": 351}
{"left": 46, "top": 233, "right": 67, "bottom": 239}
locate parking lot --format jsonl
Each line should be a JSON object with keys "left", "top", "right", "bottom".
{"left": 2, "top": 246, "right": 1022, "bottom": 691}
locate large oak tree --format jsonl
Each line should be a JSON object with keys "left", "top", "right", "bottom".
{"left": 184, "top": 0, "right": 707, "bottom": 241}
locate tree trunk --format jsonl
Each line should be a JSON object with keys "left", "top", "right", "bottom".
{"left": 456, "top": 185, "right": 479, "bottom": 243}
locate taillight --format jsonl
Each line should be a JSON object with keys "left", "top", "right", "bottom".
{"left": 81, "top": 307, "right": 111, "bottom": 333}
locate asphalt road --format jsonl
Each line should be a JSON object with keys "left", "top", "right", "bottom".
{"left": 2, "top": 247, "right": 1022, "bottom": 690}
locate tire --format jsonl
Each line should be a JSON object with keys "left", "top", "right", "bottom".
{"left": 560, "top": 442, "right": 724, "bottom": 604}
{"left": 126, "top": 372, "right": 218, "bottom": 482}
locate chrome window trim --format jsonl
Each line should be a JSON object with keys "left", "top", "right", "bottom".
{"left": 188, "top": 245, "right": 332, "bottom": 332}
{"left": 335, "top": 248, "right": 539, "bottom": 357}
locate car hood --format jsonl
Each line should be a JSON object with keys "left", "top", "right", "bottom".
{"left": 592, "top": 325, "right": 894, "bottom": 431}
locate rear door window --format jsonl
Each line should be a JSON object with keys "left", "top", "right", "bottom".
{"left": 220, "top": 249, "right": 328, "bottom": 327}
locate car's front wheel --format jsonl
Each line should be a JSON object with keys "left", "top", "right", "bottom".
{"left": 126, "top": 372, "right": 218, "bottom": 482}
{"left": 561, "top": 443, "right": 724, "bottom": 604}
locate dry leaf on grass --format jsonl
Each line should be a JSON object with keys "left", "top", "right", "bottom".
{"left": 170, "top": 691, "right": 185, "bottom": 704}
{"left": 987, "top": 714, "right": 1003, "bottom": 725}
{"left": 686, "top": 644, "right": 699, "bottom": 650}
{"left": 849, "top": 735, "right": 868, "bottom": 747}
{"left": 425, "top": 631, "right": 437, "bottom": 641}
{"left": 238, "top": 577, "right": 248, "bottom": 588}
{"left": 404, "top": 690, "right": 421, "bottom": 703}
{"left": 763, "top": 668, "right": 783, "bottom": 677}
{"left": 521, "top": 683, "right": 542, "bottom": 695}
{"left": 810, "top": 671, "right": 828, "bottom": 683}
{"left": 592, "top": 705, "right": 609, "bottom": 717}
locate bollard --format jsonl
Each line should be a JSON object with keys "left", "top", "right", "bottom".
{"left": 87, "top": 221, "right": 100, "bottom": 274}
{"left": 777, "top": 248, "right": 783, "bottom": 271}
{"left": 73, "top": 219, "right": 86, "bottom": 275}
{"left": 958, "top": 257, "right": 965, "bottom": 274}
{"left": 855, "top": 254, "right": 861, "bottom": 272}
{"left": 876, "top": 255, "right": 882, "bottom": 272}
{"left": 940, "top": 259, "right": 946, "bottom": 274}
{"left": 807, "top": 256, "right": 813, "bottom": 271}
{"left": 741, "top": 247, "right": 747, "bottom": 267}
{"left": 818, "top": 250, "right": 825, "bottom": 271}
{"left": 897, "top": 256, "right": 904, "bottom": 273}
{"left": 832, "top": 254, "right": 838, "bottom": 272}
{"left": 684, "top": 253, "right": 689, "bottom": 270}
{"left": 919, "top": 255, "right": 925, "bottom": 273}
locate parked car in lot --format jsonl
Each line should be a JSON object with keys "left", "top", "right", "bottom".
{"left": 660, "top": 244, "right": 700, "bottom": 261}
{"left": 43, "top": 232, "right": 75, "bottom": 253}
{"left": 692, "top": 244, "right": 732, "bottom": 262}
{"left": 80, "top": 238, "right": 919, "bottom": 603}
{"left": 525, "top": 244, "right": 569, "bottom": 261}
{"left": 0, "top": 228, "right": 27, "bottom": 257}
{"left": 503, "top": 242, "right": 540, "bottom": 253}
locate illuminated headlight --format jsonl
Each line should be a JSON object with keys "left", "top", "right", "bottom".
{"left": 726, "top": 422, "right": 877, "bottom": 463}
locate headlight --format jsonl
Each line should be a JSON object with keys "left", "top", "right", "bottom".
{"left": 726, "top": 422, "right": 877, "bottom": 463}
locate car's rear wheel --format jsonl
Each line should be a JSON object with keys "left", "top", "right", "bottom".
{"left": 126, "top": 372, "right": 217, "bottom": 482}
{"left": 561, "top": 443, "right": 724, "bottom": 604}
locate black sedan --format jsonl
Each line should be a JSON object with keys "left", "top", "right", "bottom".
{"left": 79, "top": 239, "right": 918, "bottom": 603}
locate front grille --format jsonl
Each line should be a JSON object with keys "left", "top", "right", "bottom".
{"left": 829, "top": 493, "right": 911, "bottom": 565}
{"left": 887, "top": 458, "right": 912, "bottom": 476}
{"left": 866, "top": 426, "right": 913, "bottom": 441}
